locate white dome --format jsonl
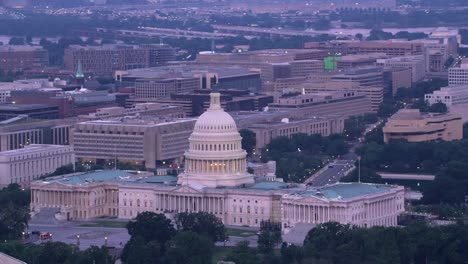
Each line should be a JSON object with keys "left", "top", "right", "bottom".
{"left": 177, "top": 92, "right": 254, "bottom": 188}
{"left": 194, "top": 110, "right": 238, "bottom": 133}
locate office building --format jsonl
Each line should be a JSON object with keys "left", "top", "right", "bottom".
{"left": 135, "top": 77, "right": 200, "bottom": 98}
{"left": 383, "top": 68, "right": 413, "bottom": 96}
{"left": 0, "top": 144, "right": 74, "bottom": 188}
{"left": 79, "top": 103, "right": 185, "bottom": 121}
{"left": 71, "top": 117, "right": 196, "bottom": 169}
{"left": 8, "top": 89, "right": 117, "bottom": 118}
{"left": 449, "top": 63, "right": 468, "bottom": 86}
{"left": 383, "top": 109, "right": 462, "bottom": 143}
{"left": 269, "top": 91, "right": 374, "bottom": 117}
{"left": 0, "top": 118, "right": 74, "bottom": 152}
{"left": 305, "top": 41, "right": 424, "bottom": 57}
{"left": 64, "top": 44, "right": 175, "bottom": 76}
{"left": 425, "top": 85, "right": 468, "bottom": 107}
{"left": 31, "top": 92, "right": 405, "bottom": 229}
{"left": 246, "top": 116, "right": 345, "bottom": 151}
{"left": 0, "top": 45, "right": 49, "bottom": 72}
{"left": 377, "top": 55, "right": 426, "bottom": 83}
{"left": 126, "top": 89, "right": 273, "bottom": 117}
{"left": 0, "top": 104, "right": 59, "bottom": 121}
{"left": 117, "top": 65, "right": 262, "bottom": 92}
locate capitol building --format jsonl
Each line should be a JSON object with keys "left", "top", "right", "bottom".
{"left": 30, "top": 91, "right": 405, "bottom": 228}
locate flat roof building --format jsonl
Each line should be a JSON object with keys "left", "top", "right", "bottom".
{"left": 0, "top": 45, "right": 49, "bottom": 72}
{"left": 269, "top": 91, "right": 374, "bottom": 117}
{"left": 449, "top": 63, "right": 468, "bottom": 86}
{"left": 64, "top": 44, "right": 175, "bottom": 76}
{"left": 0, "top": 144, "right": 74, "bottom": 188}
{"left": 0, "top": 104, "right": 59, "bottom": 121}
{"left": 383, "top": 109, "right": 462, "bottom": 143}
{"left": 71, "top": 117, "right": 196, "bottom": 169}
{"left": 377, "top": 55, "right": 426, "bottom": 83}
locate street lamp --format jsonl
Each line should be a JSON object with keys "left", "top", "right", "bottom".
{"left": 76, "top": 235, "right": 80, "bottom": 247}
{"left": 357, "top": 156, "right": 361, "bottom": 183}
{"left": 104, "top": 236, "right": 108, "bottom": 246}
{"left": 21, "top": 232, "right": 25, "bottom": 240}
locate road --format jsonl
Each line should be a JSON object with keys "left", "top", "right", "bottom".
{"left": 306, "top": 120, "right": 383, "bottom": 187}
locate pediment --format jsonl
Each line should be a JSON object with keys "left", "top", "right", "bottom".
{"left": 41, "top": 181, "right": 69, "bottom": 189}
{"left": 173, "top": 185, "right": 202, "bottom": 194}
{"left": 288, "top": 194, "right": 329, "bottom": 204}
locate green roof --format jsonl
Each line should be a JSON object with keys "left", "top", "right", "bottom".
{"left": 301, "top": 183, "right": 393, "bottom": 200}
{"left": 250, "top": 181, "right": 289, "bottom": 190}
{"left": 45, "top": 170, "right": 134, "bottom": 185}
{"left": 141, "top": 176, "right": 177, "bottom": 183}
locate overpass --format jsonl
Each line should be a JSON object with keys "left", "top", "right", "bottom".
{"left": 112, "top": 27, "right": 237, "bottom": 40}
{"left": 378, "top": 172, "right": 435, "bottom": 181}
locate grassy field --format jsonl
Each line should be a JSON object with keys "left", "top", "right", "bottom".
{"left": 78, "top": 221, "right": 128, "bottom": 228}
{"left": 226, "top": 228, "right": 256, "bottom": 237}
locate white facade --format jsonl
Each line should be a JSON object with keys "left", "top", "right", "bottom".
{"left": 30, "top": 92, "right": 405, "bottom": 229}
{"left": 425, "top": 85, "right": 468, "bottom": 106}
{"left": 0, "top": 144, "right": 74, "bottom": 187}
{"left": 177, "top": 92, "right": 255, "bottom": 188}
{"left": 449, "top": 66, "right": 468, "bottom": 86}
{"left": 377, "top": 56, "right": 425, "bottom": 83}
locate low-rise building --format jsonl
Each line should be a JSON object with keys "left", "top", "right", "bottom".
{"left": 383, "top": 109, "right": 462, "bottom": 143}
{"left": 377, "top": 55, "right": 426, "bottom": 83}
{"left": 269, "top": 91, "right": 373, "bottom": 117}
{"left": 449, "top": 63, "right": 468, "bottom": 86}
{"left": 78, "top": 103, "right": 185, "bottom": 121}
{"left": 0, "top": 144, "right": 74, "bottom": 188}
{"left": 425, "top": 85, "right": 468, "bottom": 107}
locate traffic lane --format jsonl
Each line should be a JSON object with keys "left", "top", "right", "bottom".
{"left": 29, "top": 223, "right": 130, "bottom": 250}
{"left": 308, "top": 164, "right": 350, "bottom": 186}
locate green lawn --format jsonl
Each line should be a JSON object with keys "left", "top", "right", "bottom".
{"left": 212, "top": 246, "right": 235, "bottom": 264}
{"left": 226, "top": 228, "right": 256, "bottom": 237}
{"left": 78, "top": 221, "right": 128, "bottom": 228}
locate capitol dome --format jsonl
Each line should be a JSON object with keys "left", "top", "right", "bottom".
{"left": 178, "top": 92, "right": 254, "bottom": 188}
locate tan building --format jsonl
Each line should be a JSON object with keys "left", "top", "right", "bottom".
{"left": 78, "top": 103, "right": 185, "bottom": 121}
{"left": 0, "top": 119, "right": 74, "bottom": 152}
{"left": 71, "top": 117, "right": 196, "bottom": 169}
{"left": 0, "top": 144, "right": 74, "bottom": 188}
{"left": 383, "top": 109, "right": 462, "bottom": 143}
{"left": 269, "top": 91, "right": 374, "bottom": 117}
{"left": 247, "top": 116, "right": 345, "bottom": 151}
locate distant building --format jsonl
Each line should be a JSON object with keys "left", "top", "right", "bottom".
{"left": 126, "top": 89, "right": 273, "bottom": 117}
{"left": 246, "top": 115, "right": 345, "bottom": 151}
{"left": 0, "top": 45, "right": 49, "bottom": 72}
{"left": 117, "top": 65, "right": 262, "bottom": 93}
{"left": 305, "top": 41, "right": 423, "bottom": 57}
{"left": 0, "top": 144, "right": 74, "bottom": 188}
{"left": 71, "top": 117, "right": 196, "bottom": 169}
{"left": 8, "top": 89, "right": 117, "bottom": 118}
{"left": 79, "top": 103, "right": 185, "bottom": 121}
{"left": 383, "top": 109, "right": 462, "bottom": 143}
{"left": 425, "top": 83, "right": 468, "bottom": 122}
{"left": 383, "top": 68, "right": 413, "bottom": 96}
{"left": 449, "top": 63, "right": 468, "bottom": 86}
{"left": 269, "top": 91, "right": 373, "bottom": 117}
{"left": 64, "top": 44, "right": 175, "bottom": 76}
{"left": 377, "top": 55, "right": 426, "bottom": 83}
{"left": 0, "top": 104, "right": 59, "bottom": 121}
{"left": 0, "top": 118, "right": 74, "bottom": 152}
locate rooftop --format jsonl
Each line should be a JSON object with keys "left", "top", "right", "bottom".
{"left": 42, "top": 170, "right": 161, "bottom": 185}
{"left": 296, "top": 183, "right": 394, "bottom": 200}
{"left": 122, "top": 65, "right": 258, "bottom": 79}
{"left": 0, "top": 104, "right": 55, "bottom": 111}
{"left": 0, "top": 45, "right": 45, "bottom": 52}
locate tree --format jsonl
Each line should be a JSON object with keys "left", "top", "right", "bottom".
{"left": 224, "top": 241, "right": 261, "bottom": 264}
{"left": 463, "top": 122, "right": 468, "bottom": 139}
{"left": 37, "top": 242, "right": 73, "bottom": 264}
{"left": 428, "top": 102, "right": 447, "bottom": 113}
{"left": 164, "top": 232, "right": 214, "bottom": 264}
{"left": 280, "top": 243, "right": 304, "bottom": 264}
{"left": 0, "top": 184, "right": 30, "bottom": 240}
{"left": 126, "top": 212, "right": 175, "bottom": 246}
{"left": 174, "top": 212, "right": 226, "bottom": 242}
{"left": 9, "top": 37, "right": 25, "bottom": 45}
{"left": 74, "top": 246, "right": 114, "bottom": 264}
{"left": 258, "top": 220, "right": 282, "bottom": 253}
{"left": 240, "top": 129, "right": 256, "bottom": 156}
{"left": 121, "top": 237, "right": 163, "bottom": 264}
